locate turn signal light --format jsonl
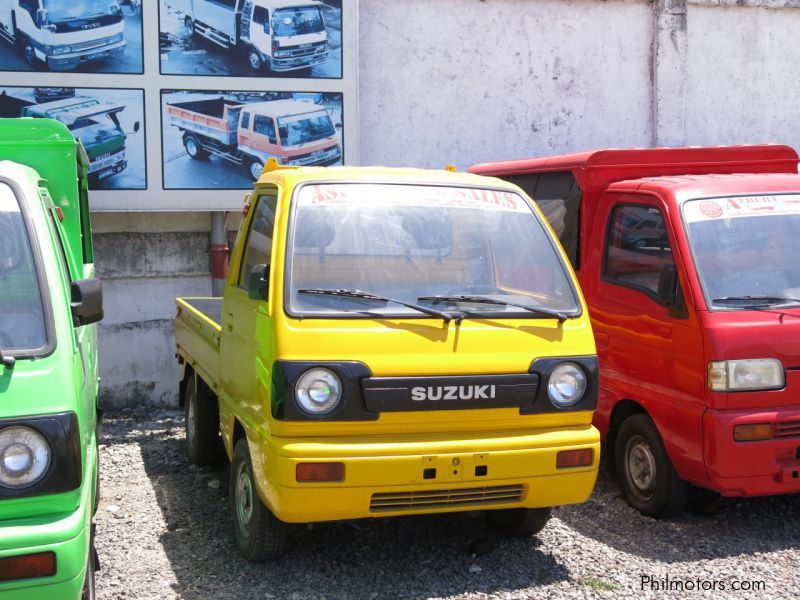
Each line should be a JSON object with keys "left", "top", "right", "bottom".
{"left": 296, "top": 462, "right": 344, "bottom": 482}
{"left": 0, "top": 552, "right": 56, "bottom": 582}
{"left": 556, "top": 448, "right": 594, "bottom": 468}
{"left": 733, "top": 423, "right": 773, "bottom": 442}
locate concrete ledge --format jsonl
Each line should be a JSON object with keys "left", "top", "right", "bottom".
{"left": 95, "top": 231, "right": 210, "bottom": 279}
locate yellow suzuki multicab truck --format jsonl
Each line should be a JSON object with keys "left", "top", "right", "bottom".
{"left": 174, "top": 163, "right": 600, "bottom": 560}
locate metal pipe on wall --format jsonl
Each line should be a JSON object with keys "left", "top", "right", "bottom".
{"left": 210, "top": 211, "right": 229, "bottom": 296}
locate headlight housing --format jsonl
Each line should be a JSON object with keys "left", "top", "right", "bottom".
{"left": 0, "top": 427, "right": 51, "bottom": 489}
{"left": 708, "top": 359, "right": 785, "bottom": 392}
{"left": 547, "top": 363, "right": 587, "bottom": 408}
{"left": 295, "top": 368, "right": 342, "bottom": 415}
{"left": 48, "top": 45, "right": 72, "bottom": 55}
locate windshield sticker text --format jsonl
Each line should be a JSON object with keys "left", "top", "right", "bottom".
{"left": 685, "top": 195, "right": 800, "bottom": 222}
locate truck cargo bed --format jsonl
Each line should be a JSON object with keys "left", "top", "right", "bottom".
{"left": 166, "top": 98, "right": 245, "bottom": 146}
{"left": 175, "top": 297, "right": 222, "bottom": 392}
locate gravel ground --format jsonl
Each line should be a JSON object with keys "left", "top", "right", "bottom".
{"left": 96, "top": 408, "right": 800, "bottom": 599}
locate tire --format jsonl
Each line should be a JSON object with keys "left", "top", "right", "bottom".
{"left": 247, "top": 47, "right": 263, "bottom": 72}
{"left": 485, "top": 507, "right": 551, "bottom": 538}
{"left": 615, "top": 413, "right": 688, "bottom": 517}
{"left": 230, "top": 438, "right": 289, "bottom": 561}
{"left": 183, "top": 134, "right": 209, "bottom": 160}
{"left": 248, "top": 159, "right": 265, "bottom": 180}
{"left": 81, "top": 532, "right": 97, "bottom": 600}
{"left": 184, "top": 373, "right": 222, "bottom": 466}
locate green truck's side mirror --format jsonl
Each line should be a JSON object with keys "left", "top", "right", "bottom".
{"left": 247, "top": 264, "right": 269, "bottom": 300}
{"left": 71, "top": 278, "right": 104, "bottom": 327}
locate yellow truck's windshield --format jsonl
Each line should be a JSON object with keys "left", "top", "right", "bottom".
{"left": 285, "top": 183, "right": 581, "bottom": 318}
{"left": 0, "top": 183, "right": 47, "bottom": 353}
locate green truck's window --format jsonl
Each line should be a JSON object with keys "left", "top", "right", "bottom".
{"left": 238, "top": 193, "right": 278, "bottom": 291}
{"left": 0, "top": 183, "right": 47, "bottom": 353}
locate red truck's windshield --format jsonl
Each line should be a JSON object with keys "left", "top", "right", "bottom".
{"left": 0, "top": 183, "right": 47, "bottom": 354}
{"left": 285, "top": 183, "right": 581, "bottom": 319}
{"left": 683, "top": 194, "right": 800, "bottom": 309}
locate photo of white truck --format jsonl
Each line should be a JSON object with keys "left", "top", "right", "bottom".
{"left": 159, "top": 0, "right": 341, "bottom": 78}
{"left": 0, "top": 87, "right": 146, "bottom": 190}
{"left": 162, "top": 90, "right": 343, "bottom": 189}
{"left": 0, "top": 0, "right": 143, "bottom": 73}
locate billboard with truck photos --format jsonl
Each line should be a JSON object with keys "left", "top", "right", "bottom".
{"left": 0, "top": 0, "right": 356, "bottom": 210}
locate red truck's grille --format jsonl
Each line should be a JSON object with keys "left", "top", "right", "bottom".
{"left": 773, "top": 420, "right": 800, "bottom": 438}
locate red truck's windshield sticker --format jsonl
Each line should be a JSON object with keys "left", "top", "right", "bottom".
{"left": 300, "top": 184, "right": 529, "bottom": 213}
{"left": 685, "top": 195, "right": 800, "bottom": 222}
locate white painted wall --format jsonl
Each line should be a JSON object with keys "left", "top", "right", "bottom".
{"left": 358, "top": 0, "right": 654, "bottom": 169}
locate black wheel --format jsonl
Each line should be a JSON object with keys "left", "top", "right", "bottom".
{"left": 248, "top": 159, "right": 265, "bottom": 180}
{"left": 184, "top": 373, "right": 222, "bottom": 466}
{"left": 230, "top": 438, "right": 289, "bottom": 561}
{"left": 485, "top": 507, "right": 551, "bottom": 538}
{"left": 21, "top": 38, "right": 44, "bottom": 70}
{"left": 183, "top": 134, "right": 209, "bottom": 160}
{"left": 615, "top": 414, "right": 688, "bottom": 517}
{"left": 81, "top": 533, "right": 97, "bottom": 600}
{"left": 247, "top": 47, "right": 263, "bottom": 71}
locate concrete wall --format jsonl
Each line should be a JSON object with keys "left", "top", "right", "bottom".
{"left": 96, "top": 0, "right": 800, "bottom": 407}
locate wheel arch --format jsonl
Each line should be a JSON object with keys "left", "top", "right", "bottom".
{"left": 606, "top": 399, "right": 648, "bottom": 477}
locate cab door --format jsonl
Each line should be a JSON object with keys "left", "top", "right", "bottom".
{"left": 219, "top": 188, "right": 279, "bottom": 432}
{"left": 249, "top": 3, "right": 272, "bottom": 57}
{"left": 591, "top": 192, "right": 707, "bottom": 482}
{"left": 251, "top": 113, "right": 280, "bottom": 157}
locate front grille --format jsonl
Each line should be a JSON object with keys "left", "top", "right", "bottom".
{"left": 370, "top": 484, "right": 524, "bottom": 513}
{"left": 774, "top": 420, "right": 800, "bottom": 438}
{"left": 72, "top": 35, "right": 119, "bottom": 52}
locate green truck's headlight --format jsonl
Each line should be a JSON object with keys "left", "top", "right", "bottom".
{"left": 0, "top": 427, "right": 51, "bottom": 489}
{"left": 547, "top": 363, "right": 587, "bottom": 408}
{"left": 295, "top": 368, "right": 342, "bottom": 415}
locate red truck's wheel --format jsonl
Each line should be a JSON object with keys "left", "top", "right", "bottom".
{"left": 615, "top": 414, "right": 688, "bottom": 517}
{"left": 230, "top": 439, "right": 289, "bottom": 561}
{"left": 486, "top": 507, "right": 551, "bottom": 538}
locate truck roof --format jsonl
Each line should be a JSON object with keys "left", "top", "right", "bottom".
{"left": 257, "top": 165, "right": 521, "bottom": 191}
{"left": 257, "top": 0, "right": 323, "bottom": 10}
{"left": 245, "top": 99, "right": 328, "bottom": 118}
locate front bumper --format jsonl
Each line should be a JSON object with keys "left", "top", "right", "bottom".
{"left": 45, "top": 41, "right": 125, "bottom": 71}
{"left": 256, "top": 424, "right": 600, "bottom": 523}
{"left": 0, "top": 500, "right": 89, "bottom": 599}
{"left": 704, "top": 407, "right": 800, "bottom": 497}
{"left": 269, "top": 50, "right": 328, "bottom": 72}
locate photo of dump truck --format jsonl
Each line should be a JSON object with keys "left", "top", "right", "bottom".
{"left": 0, "top": 87, "right": 146, "bottom": 190}
{"left": 162, "top": 90, "right": 343, "bottom": 189}
{"left": 0, "top": 0, "right": 143, "bottom": 73}
{"left": 159, "top": 0, "right": 342, "bottom": 78}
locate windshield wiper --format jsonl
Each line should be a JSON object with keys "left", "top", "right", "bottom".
{"left": 298, "top": 288, "right": 463, "bottom": 323}
{"left": 417, "top": 295, "right": 570, "bottom": 322}
{"left": 713, "top": 295, "right": 800, "bottom": 306}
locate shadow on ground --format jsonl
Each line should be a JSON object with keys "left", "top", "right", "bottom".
{"left": 107, "top": 412, "right": 569, "bottom": 600}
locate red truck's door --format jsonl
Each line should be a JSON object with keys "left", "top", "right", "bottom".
{"left": 589, "top": 192, "right": 707, "bottom": 484}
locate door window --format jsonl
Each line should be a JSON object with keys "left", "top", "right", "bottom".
{"left": 240, "top": 111, "right": 251, "bottom": 130}
{"left": 238, "top": 192, "right": 278, "bottom": 294}
{"left": 253, "top": 115, "right": 277, "bottom": 144}
{"left": 604, "top": 204, "right": 673, "bottom": 297}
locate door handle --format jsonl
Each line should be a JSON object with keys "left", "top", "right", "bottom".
{"left": 226, "top": 313, "right": 234, "bottom": 332}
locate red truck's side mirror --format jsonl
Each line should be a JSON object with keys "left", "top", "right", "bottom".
{"left": 657, "top": 264, "right": 678, "bottom": 306}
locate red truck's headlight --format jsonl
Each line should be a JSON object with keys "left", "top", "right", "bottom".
{"left": 708, "top": 359, "right": 784, "bottom": 392}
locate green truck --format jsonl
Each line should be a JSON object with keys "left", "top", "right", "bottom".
{"left": 0, "top": 119, "right": 103, "bottom": 599}
{"left": 0, "top": 92, "right": 139, "bottom": 185}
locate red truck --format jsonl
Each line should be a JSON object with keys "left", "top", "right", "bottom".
{"left": 470, "top": 145, "right": 800, "bottom": 516}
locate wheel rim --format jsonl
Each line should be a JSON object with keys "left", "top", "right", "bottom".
{"left": 250, "top": 162, "right": 264, "bottom": 180}
{"left": 625, "top": 434, "right": 657, "bottom": 500}
{"left": 185, "top": 387, "right": 196, "bottom": 448}
{"left": 186, "top": 138, "right": 198, "bottom": 157}
{"left": 249, "top": 52, "right": 261, "bottom": 70}
{"left": 235, "top": 461, "right": 254, "bottom": 538}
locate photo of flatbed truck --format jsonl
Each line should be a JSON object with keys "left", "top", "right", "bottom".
{"left": 165, "top": 95, "right": 342, "bottom": 183}
{"left": 0, "top": 118, "right": 103, "bottom": 599}
{"left": 174, "top": 161, "right": 600, "bottom": 560}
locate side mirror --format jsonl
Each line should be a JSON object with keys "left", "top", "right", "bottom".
{"left": 335, "top": 122, "right": 342, "bottom": 130}
{"left": 133, "top": 121, "right": 140, "bottom": 133}
{"left": 71, "top": 278, "right": 104, "bottom": 327}
{"left": 263, "top": 21, "right": 270, "bottom": 34}
{"left": 36, "top": 8, "right": 48, "bottom": 27}
{"left": 656, "top": 264, "right": 678, "bottom": 306}
{"left": 247, "top": 264, "right": 269, "bottom": 300}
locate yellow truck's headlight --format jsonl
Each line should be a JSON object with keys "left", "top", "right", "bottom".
{"left": 547, "top": 363, "right": 587, "bottom": 408}
{"left": 708, "top": 359, "right": 784, "bottom": 392}
{"left": 0, "top": 427, "right": 51, "bottom": 489}
{"left": 295, "top": 368, "right": 342, "bottom": 415}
